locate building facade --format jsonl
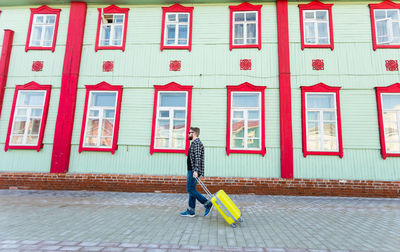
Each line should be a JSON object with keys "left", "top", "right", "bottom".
{"left": 0, "top": 0, "right": 399, "bottom": 197}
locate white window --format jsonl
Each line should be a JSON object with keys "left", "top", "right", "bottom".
{"left": 155, "top": 92, "right": 187, "bottom": 149}
{"left": 303, "top": 10, "right": 330, "bottom": 45}
{"left": 231, "top": 92, "right": 261, "bottom": 150}
{"left": 381, "top": 94, "right": 400, "bottom": 153}
{"left": 164, "top": 13, "right": 189, "bottom": 46}
{"left": 374, "top": 9, "right": 400, "bottom": 45}
{"left": 233, "top": 11, "right": 258, "bottom": 45}
{"left": 305, "top": 93, "right": 338, "bottom": 151}
{"left": 10, "top": 91, "right": 46, "bottom": 146}
{"left": 83, "top": 91, "right": 118, "bottom": 148}
{"left": 29, "top": 14, "right": 56, "bottom": 47}
{"left": 99, "top": 14, "right": 125, "bottom": 46}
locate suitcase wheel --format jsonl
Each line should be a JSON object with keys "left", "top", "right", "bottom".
{"left": 231, "top": 223, "right": 237, "bottom": 228}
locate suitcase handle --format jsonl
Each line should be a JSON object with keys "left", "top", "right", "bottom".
{"left": 195, "top": 177, "right": 213, "bottom": 199}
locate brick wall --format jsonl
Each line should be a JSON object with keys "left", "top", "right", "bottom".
{"left": 0, "top": 172, "right": 399, "bottom": 198}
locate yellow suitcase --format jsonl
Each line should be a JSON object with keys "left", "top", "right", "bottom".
{"left": 196, "top": 178, "right": 243, "bottom": 228}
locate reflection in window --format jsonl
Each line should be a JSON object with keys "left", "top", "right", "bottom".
{"left": 303, "top": 10, "right": 330, "bottom": 45}
{"left": 99, "top": 14, "right": 125, "bottom": 46}
{"left": 164, "top": 13, "right": 189, "bottom": 46}
{"left": 374, "top": 9, "right": 400, "bottom": 45}
{"left": 231, "top": 92, "right": 261, "bottom": 149}
{"left": 29, "top": 14, "right": 56, "bottom": 47}
{"left": 10, "top": 91, "right": 46, "bottom": 145}
{"left": 233, "top": 11, "right": 258, "bottom": 45}
{"left": 155, "top": 92, "right": 187, "bottom": 149}
{"left": 83, "top": 91, "right": 117, "bottom": 148}
{"left": 382, "top": 94, "right": 400, "bottom": 153}
{"left": 305, "top": 93, "right": 338, "bottom": 151}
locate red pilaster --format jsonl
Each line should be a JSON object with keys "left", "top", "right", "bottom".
{"left": 0, "top": 30, "right": 14, "bottom": 120}
{"left": 51, "top": 2, "right": 87, "bottom": 173}
{"left": 276, "top": 0, "right": 294, "bottom": 178}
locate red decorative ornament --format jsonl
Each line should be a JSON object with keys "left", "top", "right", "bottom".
{"left": 312, "top": 59, "right": 324, "bottom": 70}
{"left": 103, "top": 61, "right": 114, "bottom": 72}
{"left": 240, "top": 59, "right": 251, "bottom": 70}
{"left": 32, "top": 61, "right": 43, "bottom": 72}
{"left": 385, "top": 60, "right": 398, "bottom": 71}
{"left": 169, "top": 60, "right": 181, "bottom": 71}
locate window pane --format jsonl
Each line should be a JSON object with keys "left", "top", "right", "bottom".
{"left": 101, "top": 119, "right": 114, "bottom": 137}
{"left": 26, "top": 136, "right": 39, "bottom": 145}
{"left": 387, "top": 10, "right": 399, "bottom": 20}
{"left": 167, "top": 25, "right": 176, "bottom": 40}
{"left": 234, "top": 24, "right": 244, "bottom": 39}
{"left": 89, "top": 109, "right": 99, "bottom": 117}
{"left": 375, "top": 10, "right": 386, "bottom": 20}
{"left": 11, "top": 136, "right": 23, "bottom": 145}
{"left": 233, "top": 111, "right": 244, "bottom": 118}
{"left": 159, "top": 110, "right": 169, "bottom": 118}
{"left": 167, "top": 14, "right": 176, "bottom": 22}
{"left": 171, "top": 138, "right": 185, "bottom": 149}
{"left": 318, "top": 23, "right": 328, "bottom": 39}
{"left": 104, "top": 109, "right": 115, "bottom": 118}
{"left": 234, "top": 13, "right": 244, "bottom": 22}
{"left": 247, "top": 23, "right": 256, "bottom": 39}
{"left": 156, "top": 119, "right": 170, "bottom": 138}
{"left": 31, "top": 108, "right": 43, "bottom": 117}
{"left": 307, "top": 94, "right": 335, "bottom": 109}
{"left": 384, "top": 111, "right": 397, "bottom": 122}
{"left": 13, "top": 117, "right": 27, "bottom": 134}
{"left": 247, "top": 139, "right": 260, "bottom": 148}
{"left": 100, "top": 26, "right": 111, "bottom": 46}
{"left": 307, "top": 141, "right": 320, "bottom": 150}
{"left": 28, "top": 118, "right": 41, "bottom": 135}
{"left": 30, "top": 26, "right": 42, "bottom": 46}
{"left": 232, "top": 120, "right": 244, "bottom": 138}
{"left": 114, "top": 15, "right": 124, "bottom": 23}
{"left": 112, "top": 25, "right": 123, "bottom": 45}
{"left": 178, "top": 25, "right": 188, "bottom": 44}
{"left": 323, "top": 111, "right": 335, "bottom": 121}
{"left": 44, "top": 26, "right": 54, "bottom": 46}
{"left": 174, "top": 110, "right": 185, "bottom": 119}
{"left": 384, "top": 122, "right": 399, "bottom": 142}
{"left": 86, "top": 119, "right": 99, "bottom": 136}
{"left": 316, "top": 11, "right": 328, "bottom": 21}
{"left": 323, "top": 122, "right": 337, "bottom": 138}
{"left": 307, "top": 121, "right": 320, "bottom": 140}
{"left": 305, "top": 22, "right": 315, "bottom": 43}
{"left": 160, "top": 93, "right": 186, "bottom": 107}
{"left": 178, "top": 13, "right": 188, "bottom": 22}
{"left": 248, "top": 110, "right": 259, "bottom": 119}
{"left": 34, "top": 15, "right": 44, "bottom": 24}
{"left": 84, "top": 137, "right": 98, "bottom": 146}
{"left": 233, "top": 93, "right": 259, "bottom": 107}
{"left": 248, "top": 120, "right": 260, "bottom": 138}
{"left": 156, "top": 138, "right": 169, "bottom": 148}
{"left": 307, "top": 111, "right": 319, "bottom": 121}
{"left": 387, "top": 142, "right": 400, "bottom": 152}
{"left": 323, "top": 140, "right": 337, "bottom": 151}
{"left": 377, "top": 19, "right": 389, "bottom": 43}
{"left": 100, "top": 137, "right": 112, "bottom": 147}
{"left": 18, "top": 92, "right": 45, "bottom": 106}
{"left": 393, "top": 22, "right": 400, "bottom": 41}
{"left": 173, "top": 120, "right": 185, "bottom": 138}
{"left": 305, "top": 11, "right": 314, "bottom": 19}
{"left": 234, "top": 39, "right": 244, "bottom": 44}
{"left": 91, "top": 93, "right": 116, "bottom": 107}
{"left": 16, "top": 108, "right": 27, "bottom": 116}
{"left": 246, "top": 13, "right": 256, "bottom": 21}
{"left": 46, "top": 15, "right": 56, "bottom": 24}
{"left": 232, "top": 139, "right": 244, "bottom": 148}
{"left": 382, "top": 94, "right": 400, "bottom": 109}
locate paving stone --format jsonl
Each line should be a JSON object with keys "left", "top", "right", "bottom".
{"left": 41, "top": 245, "right": 62, "bottom": 250}
{"left": 119, "top": 243, "right": 140, "bottom": 248}
{"left": 139, "top": 244, "right": 159, "bottom": 248}
{"left": 59, "top": 241, "right": 79, "bottom": 246}
{"left": 101, "top": 247, "right": 125, "bottom": 252}
{"left": 124, "top": 248, "right": 146, "bottom": 252}
{"left": 79, "top": 242, "right": 100, "bottom": 246}
{"left": 19, "top": 240, "right": 40, "bottom": 245}
{"left": 0, "top": 244, "right": 20, "bottom": 249}
{"left": 58, "top": 246, "right": 82, "bottom": 251}
{"left": 79, "top": 247, "right": 104, "bottom": 251}
{"left": 159, "top": 244, "right": 180, "bottom": 249}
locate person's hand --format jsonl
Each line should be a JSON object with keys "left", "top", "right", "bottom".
{"left": 193, "top": 171, "right": 198, "bottom": 178}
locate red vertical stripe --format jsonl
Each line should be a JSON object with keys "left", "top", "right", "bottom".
{"left": 0, "top": 30, "right": 14, "bottom": 120}
{"left": 51, "top": 2, "right": 87, "bottom": 173}
{"left": 276, "top": 0, "right": 293, "bottom": 179}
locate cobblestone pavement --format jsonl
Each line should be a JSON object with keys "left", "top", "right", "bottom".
{"left": 0, "top": 190, "right": 399, "bottom": 252}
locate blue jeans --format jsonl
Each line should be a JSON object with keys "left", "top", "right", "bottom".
{"left": 186, "top": 170, "right": 208, "bottom": 210}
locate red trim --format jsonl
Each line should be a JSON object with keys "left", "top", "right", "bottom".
{"left": 229, "top": 2, "right": 262, "bottom": 51}
{"left": 160, "top": 4, "right": 193, "bottom": 51}
{"left": 298, "top": 1, "right": 334, "bottom": 50}
{"left": 277, "top": 0, "right": 293, "bottom": 179}
{"left": 150, "top": 82, "right": 193, "bottom": 155}
{"left": 0, "top": 30, "right": 14, "bottom": 121}
{"left": 369, "top": 0, "right": 400, "bottom": 51}
{"left": 226, "top": 82, "right": 266, "bottom": 156}
{"left": 25, "top": 5, "right": 61, "bottom": 52}
{"left": 4, "top": 82, "right": 51, "bottom": 152}
{"left": 375, "top": 83, "right": 400, "bottom": 159}
{"left": 301, "top": 83, "right": 343, "bottom": 158}
{"left": 95, "top": 5, "right": 129, "bottom": 52}
{"left": 78, "top": 82, "right": 123, "bottom": 154}
{"left": 50, "top": 2, "right": 87, "bottom": 173}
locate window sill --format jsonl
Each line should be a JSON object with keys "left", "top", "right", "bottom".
{"left": 230, "top": 44, "right": 261, "bottom": 50}
{"left": 150, "top": 148, "right": 188, "bottom": 155}
{"left": 5, "top": 145, "right": 43, "bottom": 152}
{"left": 161, "top": 45, "right": 191, "bottom": 51}
{"left": 25, "top": 46, "right": 55, "bottom": 52}
{"left": 302, "top": 44, "right": 334, "bottom": 50}
{"left": 303, "top": 151, "right": 343, "bottom": 158}
{"left": 95, "top": 46, "right": 125, "bottom": 52}
{"left": 226, "top": 148, "right": 266, "bottom": 156}
{"left": 79, "top": 146, "right": 118, "bottom": 154}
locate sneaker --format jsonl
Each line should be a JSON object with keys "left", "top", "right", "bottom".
{"left": 180, "top": 209, "right": 195, "bottom": 217}
{"left": 204, "top": 203, "right": 213, "bottom": 217}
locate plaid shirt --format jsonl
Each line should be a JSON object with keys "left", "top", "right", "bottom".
{"left": 188, "top": 138, "right": 205, "bottom": 177}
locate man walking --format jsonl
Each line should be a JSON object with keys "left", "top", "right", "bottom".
{"left": 180, "top": 127, "right": 213, "bottom": 217}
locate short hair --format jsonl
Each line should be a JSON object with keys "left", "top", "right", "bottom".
{"left": 190, "top": 127, "right": 200, "bottom": 137}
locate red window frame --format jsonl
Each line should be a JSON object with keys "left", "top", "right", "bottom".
{"left": 95, "top": 5, "right": 129, "bottom": 52}
{"left": 369, "top": 0, "right": 400, "bottom": 51}
{"left": 226, "top": 82, "right": 266, "bottom": 156}
{"left": 375, "top": 83, "right": 400, "bottom": 159}
{"left": 298, "top": 0, "right": 334, "bottom": 50}
{"left": 78, "top": 81, "right": 123, "bottom": 154}
{"left": 301, "top": 83, "right": 343, "bottom": 158}
{"left": 150, "top": 82, "right": 193, "bottom": 155}
{"left": 229, "top": 2, "right": 262, "bottom": 51}
{"left": 25, "top": 5, "right": 61, "bottom": 52}
{"left": 4, "top": 81, "right": 51, "bottom": 152}
{"left": 160, "top": 4, "right": 193, "bottom": 51}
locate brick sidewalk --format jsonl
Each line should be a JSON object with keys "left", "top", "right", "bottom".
{"left": 0, "top": 190, "right": 399, "bottom": 252}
